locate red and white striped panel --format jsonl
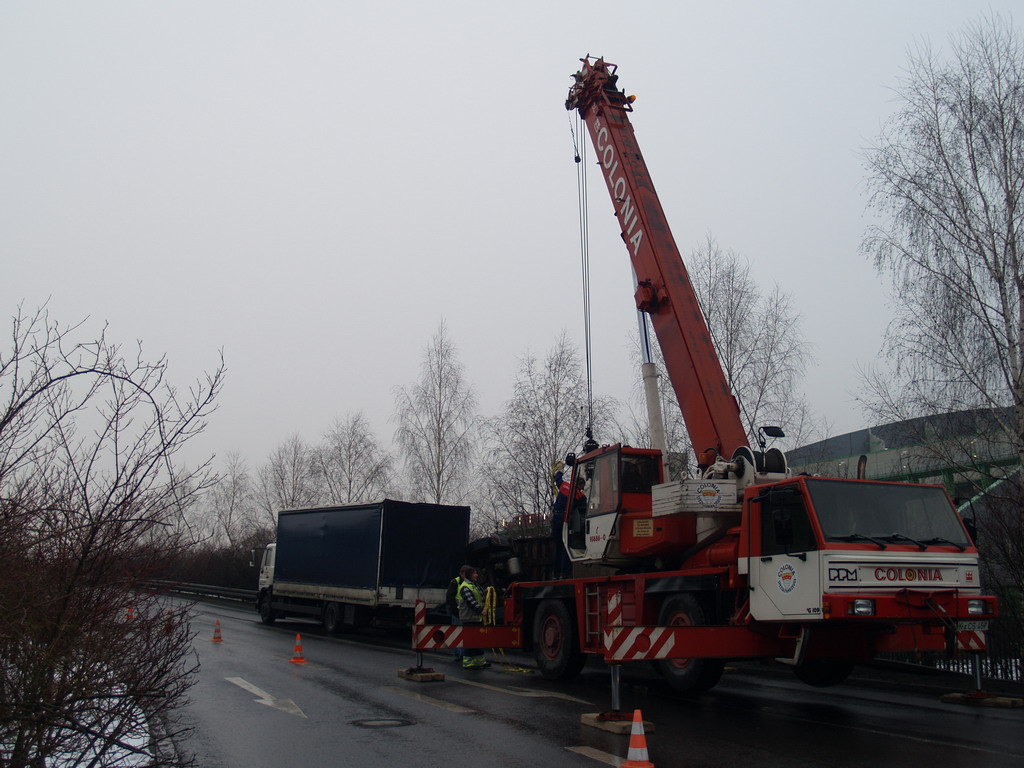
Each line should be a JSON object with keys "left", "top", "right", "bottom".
{"left": 956, "top": 630, "right": 986, "bottom": 652}
{"left": 414, "top": 600, "right": 427, "bottom": 626}
{"left": 603, "top": 626, "right": 676, "bottom": 661}
{"left": 413, "top": 624, "right": 465, "bottom": 650}
{"left": 607, "top": 590, "right": 623, "bottom": 627}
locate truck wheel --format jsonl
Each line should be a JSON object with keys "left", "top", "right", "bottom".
{"left": 258, "top": 592, "right": 276, "bottom": 625}
{"left": 323, "top": 602, "right": 343, "bottom": 635}
{"left": 656, "top": 594, "right": 724, "bottom": 693}
{"left": 533, "top": 599, "right": 587, "bottom": 681}
{"left": 793, "top": 659, "right": 854, "bottom": 687}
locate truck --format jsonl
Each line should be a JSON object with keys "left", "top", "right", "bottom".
{"left": 411, "top": 57, "right": 998, "bottom": 692}
{"left": 257, "top": 500, "right": 469, "bottom": 632}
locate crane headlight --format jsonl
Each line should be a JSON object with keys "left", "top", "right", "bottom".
{"left": 850, "top": 599, "right": 875, "bottom": 616}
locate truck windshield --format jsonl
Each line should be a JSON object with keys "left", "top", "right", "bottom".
{"left": 806, "top": 479, "right": 970, "bottom": 547}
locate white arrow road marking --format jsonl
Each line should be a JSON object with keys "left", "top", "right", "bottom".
{"left": 225, "top": 677, "right": 307, "bottom": 718}
{"left": 449, "top": 677, "right": 591, "bottom": 704}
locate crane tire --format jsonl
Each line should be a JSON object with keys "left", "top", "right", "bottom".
{"left": 655, "top": 594, "right": 724, "bottom": 693}
{"left": 533, "top": 599, "right": 587, "bottom": 681}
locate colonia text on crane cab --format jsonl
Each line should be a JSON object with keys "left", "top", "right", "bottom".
{"left": 875, "top": 567, "right": 942, "bottom": 582}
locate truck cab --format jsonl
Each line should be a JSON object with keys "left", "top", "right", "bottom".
{"left": 741, "top": 477, "right": 992, "bottom": 623}
{"left": 257, "top": 542, "right": 276, "bottom": 593}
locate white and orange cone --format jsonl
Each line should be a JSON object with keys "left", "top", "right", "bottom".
{"left": 289, "top": 633, "right": 307, "bottom": 664}
{"left": 211, "top": 619, "right": 223, "bottom": 643}
{"left": 620, "top": 709, "right": 655, "bottom": 768}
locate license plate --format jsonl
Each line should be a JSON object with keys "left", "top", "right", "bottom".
{"left": 957, "top": 621, "right": 989, "bottom": 631}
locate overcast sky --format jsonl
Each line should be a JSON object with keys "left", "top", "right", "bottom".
{"left": 2, "top": 1, "right": 1018, "bottom": 472}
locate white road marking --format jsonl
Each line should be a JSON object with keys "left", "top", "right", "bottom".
{"left": 225, "top": 677, "right": 307, "bottom": 718}
{"left": 449, "top": 676, "right": 591, "bottom": 704}
{"left": 383, "top": 686, "right": 475, "bottom": 714}
{"left": 566, "top": 746, "right": 623, "bottom": 766}
{"left": 225, "top": 677, "right": 272, "bottom": 699}
{"left": 505, "top": 684, "right": 593, "bottom": 704}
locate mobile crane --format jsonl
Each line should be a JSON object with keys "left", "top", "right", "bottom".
{"left": 411, "top": 57, "right": 997, "bottom": 692}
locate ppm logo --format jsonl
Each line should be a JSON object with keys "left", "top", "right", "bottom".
{"left": 828, "top": 567, "right": 858, "bottom": 582}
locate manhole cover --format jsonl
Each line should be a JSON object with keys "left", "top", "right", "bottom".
{"left": 350, "top": 718, "right": 415, "bottom": 729}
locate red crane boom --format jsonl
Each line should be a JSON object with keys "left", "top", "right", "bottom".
{"left": 566, "top": 56, "right": 748, "bottom": 461}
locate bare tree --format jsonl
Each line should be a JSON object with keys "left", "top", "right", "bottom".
{"left": 0, "top": 305, "right": 222, "bottom": 767}
{"left": 393, "top": 321, "right": 477, "bottom": 504}
{"left": 689, "top": 236, "right": 813, "bottom": 446}
{"left": 312, "top": 412, "right": 394, "bottom": 504}
{"left": 860, "top": 13, "right": 1024, "bottom": 647}
{"left": 862, "top": 14, "right": 1024, "bottom": 463}
{"left": 622, "top": 237, "right": 815, "bottom": 470}
{"left": 479, "top": 334, "right": 592, "bottom": 533}
{"left": 256, "top": 434, "right": 319, "bottom": 525}
{"left": 204, "top": 451, "right": 256, "bottom": 547}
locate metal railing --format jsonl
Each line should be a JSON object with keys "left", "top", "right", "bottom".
{"left": 148, "top": 580, "right": 256, "bottom": 604}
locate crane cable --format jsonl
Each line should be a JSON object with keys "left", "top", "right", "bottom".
{"left": 569, "top": 112, "right": 595, "bottom": 434}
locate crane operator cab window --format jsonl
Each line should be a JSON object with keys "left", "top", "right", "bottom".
{"left": 566, "top": 463, "right": 591, "bottom": 550}
{"left": 760, "top": 486, "right": 817, "bottom": 556}
{"left": 588, "top": 453, "right": 619, "bottom": 516}
{"left": 621, "top": 453, "right": 660, "bottom": 495}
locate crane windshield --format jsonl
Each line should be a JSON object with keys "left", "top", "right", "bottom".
{"left": 621, "top": 453, "right": 661, "bottom": 493}
{"left": 806, "top": 479, "right": 970, "bottom": 547}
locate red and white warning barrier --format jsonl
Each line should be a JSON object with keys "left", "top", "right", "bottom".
{"left": 603, "top": 626, "right": 677, "bottom": 662}
{"left": 411, "top": 600, "right": 522, "bottom": 651}
{"left": 956, "top": 630, "right": 986, "bottom": 652}
{"left": 414, "top": 624, "right": 466, "bottom": 650}
{"left": 607, "top": 589, "right": 623, "bottom": 627}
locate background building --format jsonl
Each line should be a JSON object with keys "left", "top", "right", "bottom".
{"left": 787, "top": 408, "right": 1019, "bottom": 506}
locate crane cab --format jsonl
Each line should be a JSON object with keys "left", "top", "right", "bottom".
{"left": 564, "top": 444, "right": 701, "bottom": 567}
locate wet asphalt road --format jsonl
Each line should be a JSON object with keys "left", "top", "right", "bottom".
{"left": 173, "top": 600, "right": 1024, "bottom": 768}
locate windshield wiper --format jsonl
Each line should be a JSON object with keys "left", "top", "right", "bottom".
{"left": 921, "top": 536, "right": 967, "bottom": 552}
{"left": 832, "top": 533, "right": 888, "bottom": 549}
{"left": 882, "top": 533, "right": 927, "bottom": 551}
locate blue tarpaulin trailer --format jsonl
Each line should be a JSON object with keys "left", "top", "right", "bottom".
{"left": 256, "top": 500, "right": 470, "bottom": 631}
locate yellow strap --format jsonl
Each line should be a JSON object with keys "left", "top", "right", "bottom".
{"left": 482, "top": 586, "right": 533, "bottom": 674}
{"left": 483, "top": 586, "right": 497, "bottom": 625}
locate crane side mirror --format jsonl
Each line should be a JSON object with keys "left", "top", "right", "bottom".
{"left": 963, "top": 516, "right": 978, "bottom": 546}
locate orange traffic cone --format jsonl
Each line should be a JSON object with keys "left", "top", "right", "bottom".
{"left": 126, "top": 607, "right": 135, "bottom": 621}
{"left": 211, "top": 619, "right": 223, "bottom": 643}
{"left": 620, "top": 709, "right": 655, "bottom": 768}
{"left": 289, "top": 633, "right": 307, "bottom": 664}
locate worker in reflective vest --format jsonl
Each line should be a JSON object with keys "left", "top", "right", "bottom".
{"left": 456, "top": 565, "right": 489, "bottom": 669}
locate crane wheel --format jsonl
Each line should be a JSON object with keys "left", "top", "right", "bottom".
{"left": 655, "top": 594, "right": 724, "bottom": 693}
{"left": 533, "top": 599, "right": 587, "bottom": 681}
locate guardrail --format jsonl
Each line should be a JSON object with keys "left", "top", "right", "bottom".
{"left": 149, "top": 580, "right": 257, "bottom": 604}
